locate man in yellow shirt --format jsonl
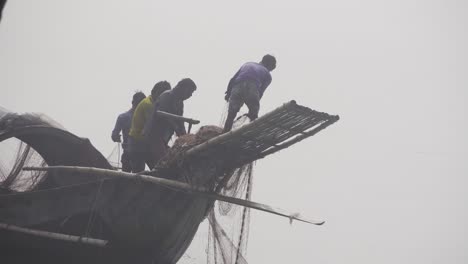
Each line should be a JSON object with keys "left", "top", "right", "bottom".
{"left": 128, "top": 81, "right": 171, "bottom": 172}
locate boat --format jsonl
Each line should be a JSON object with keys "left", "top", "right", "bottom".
{"left": 0, "top": 101, "right": 339, "bottom": 264}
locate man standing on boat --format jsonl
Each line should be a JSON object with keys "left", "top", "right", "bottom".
{"left": 128, "top": 81, "right": 171, "bottom": 172}
{"left": 144, "top": 78, "right": 197, "bottom": 166}
{"left": 223, "top": 54, "right": 277, "bottom": 132}
{"left": 111, "top": 91, "right": 146, "bottom": 172}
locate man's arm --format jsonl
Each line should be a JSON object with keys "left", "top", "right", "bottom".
{"left": 145, "top": 93, "right": 185, "bottom": 137}
{"left": 167, "top": 101, "right": 186, "bottom": 136}
{"left": 111, "top": 115, "right": 122, "bottom": 142}
{"left": 173, "top": 112, "right": 186, "bottom": 136}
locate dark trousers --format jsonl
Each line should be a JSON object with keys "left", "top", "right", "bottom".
{"left": 130, "top": 151, "right": 156, "bottom": 173}
{"left": 129, "top": 136, "right": 169, "bottom": 172}
{"left": 121, "top": 151, "right": 132, "bottom": 172}
{"left": 129, "top": 137, "right": 155, "bottom": 173}
{"left": 224, "top": 81, "right": 260, "bottom": 132}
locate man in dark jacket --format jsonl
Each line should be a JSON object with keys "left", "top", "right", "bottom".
{"left": 111, "top": 91, "right": 146, "bottom": 172}
{"left": 223, "top": 54, "right": 276, "bottom": 132}
{"left": 144, "top": 78, "right": 197, "bottom": 165}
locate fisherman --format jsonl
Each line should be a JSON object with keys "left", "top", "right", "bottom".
{"left": 144, "top": 78, "right": 197, "bottom": 165}
{"left": 128, "top": 81, "right": 171, "bottom": 172}
{"left": 223, "top": 54, "right": 277, "bottom": 132}
{"left": 111, "top": 91, "right": 146, "bottom": 172}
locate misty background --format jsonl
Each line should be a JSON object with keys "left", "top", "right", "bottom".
{"left": 1, "top": 0, "right": 467, "bottom": 263}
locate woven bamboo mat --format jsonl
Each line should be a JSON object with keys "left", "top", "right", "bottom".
{"left": 186, "top": 101, "right": 339, "bottom": 168}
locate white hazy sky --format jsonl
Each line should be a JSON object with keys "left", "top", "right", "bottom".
{"left": 1, "top": 0, "right": 468, "bottom": 263}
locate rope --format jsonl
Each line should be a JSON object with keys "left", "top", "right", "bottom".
{"left": 105, "top": 143, "right": 123, "bottom": 169}
{"left": 106, "top": 144, "right": 118, "bottom": 160}
{"left": 84, "top": 179, "right": 104, "bottom": 237}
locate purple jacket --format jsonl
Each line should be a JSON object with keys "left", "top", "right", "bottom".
{"left": 226, "top": 62, "right": 272, "bottom": 99}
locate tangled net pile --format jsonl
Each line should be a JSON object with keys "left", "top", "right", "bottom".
{"left": 157, "top": 125, "right": 224, "bottom": 169}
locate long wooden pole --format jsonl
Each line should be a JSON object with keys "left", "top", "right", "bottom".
{"left": 23, "top": 166, "right": 324, "bottom": 225}
{"left": 156, "top": 110, "right": 200, "bottom": 125}
{"left": 0, "top": 222, "right": 108, "bottom": 247}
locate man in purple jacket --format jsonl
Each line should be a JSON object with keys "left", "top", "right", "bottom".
{"left": 223, "top": 54, "right": 277, "bottom": 132}
{"left": 111, "top": 91, "right": 146, "bottom": 172}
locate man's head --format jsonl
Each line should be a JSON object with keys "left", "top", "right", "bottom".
{"left": 261, "top": 54, "right": 276, "bottom": 71}
{"left": 132, "top": 91, "right": 146, "bottom": 108}
{"left": 151, "top": 81, "right": 171, "bottom": 99}
{"left": 174, "top": 78, "right": 197, "bottom": 100}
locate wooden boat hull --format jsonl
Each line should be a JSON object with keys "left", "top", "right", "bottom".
{"left": 0, "top": 101, "right": 339, "bottom": 263}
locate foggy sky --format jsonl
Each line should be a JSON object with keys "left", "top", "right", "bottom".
{"left": 1, "top": 0, "right": 467, "bottom": 263}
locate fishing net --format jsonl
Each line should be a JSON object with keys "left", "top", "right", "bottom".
{"left": 106, "top": 143, "right": 122, "bottom": 169}
{"left": 0, "top": 110, "right": 62, "bottom": 193}
{"left": 0, "top": 108, "right": 111, "bottom": 193}
{"left": 165, "top": 103, "right": 255, "bottom": 264}
{"left": 206, "top": 162, "right": 253, "bottom": 264}
{"left": 156, "top": 125, "right": 224, "bottom": 170}
{"left": 205, "top": 113, "right": 254, "bottom": 264}
{"left": 0, "top": 139, "right": 47, "bottom": 192}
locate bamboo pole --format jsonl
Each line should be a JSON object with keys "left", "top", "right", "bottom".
{"left": 23, "top": 166, "right": 324, "bottom": 225}
{"left": 156, "top": 111, "right": 200, "bottom": 125}
{"left": 0, "top": 222, "right": 108, "bottom": 247}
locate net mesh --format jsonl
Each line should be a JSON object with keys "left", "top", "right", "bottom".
{"left": 204, "top": 107, "right": 254, "bottom": 264}
{"left": 0, "top": 139, "right": 47, "bottom": 192}
{"left": 175, "top": 105, "right": 255, "bottom": 264}
{"left": 106, "top": 143, "right": 122, "bottom": 169}
{"left": 0, "top": 111, "right": 63, "bottom": 193}
{"left": 207, "top": 163, "right": 253, "bottom": 264}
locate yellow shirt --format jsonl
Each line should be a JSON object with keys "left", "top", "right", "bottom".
{"left": 129, "top": 95, "right": 153, "bottom": 140}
